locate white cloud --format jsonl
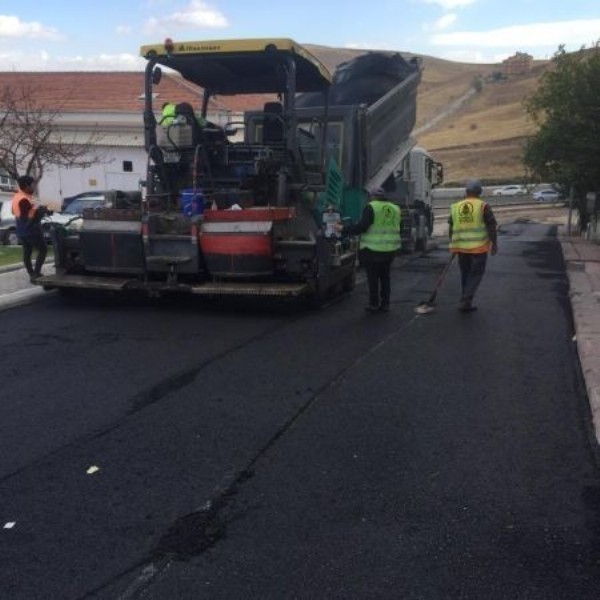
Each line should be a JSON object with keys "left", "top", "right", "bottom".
{"left": 437, "top": 49, "right": 497, "bottom": 63}
{"left": 144, "top": 1, "right": 228, "bottom": 34}
{"left": 425, "top": 13, "right": 458, "bottom": 32}
{"left": 0, "top": 15, "right": 63, "bottom": 41}
{"left": 420, "top": 0, "right": 478, "bottom": 9}
{"left": 0, "top": 50, "right": 144, "bottom": 71}
{"left": 431, "top": 19, "right": 600, "bottom": 49}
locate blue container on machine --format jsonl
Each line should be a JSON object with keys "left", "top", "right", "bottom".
{"left": 181, "top": 189, "right": 204, "bottom": 217}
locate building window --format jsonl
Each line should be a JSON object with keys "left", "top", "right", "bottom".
{"left": 123, "top": 161, "right": 133, "bottom": 172}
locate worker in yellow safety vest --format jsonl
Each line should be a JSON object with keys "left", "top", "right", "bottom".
{"left": 336, "top": 187, "right": 401, "bottom": 313}
{"left": 448, "top": 178, "right": 498, "bottom": 312}
{"left": 159, "top": 102, "right": 177, "bottom": 126}
{"left": 160, "top": 102, "right": 207, "bottom": 128}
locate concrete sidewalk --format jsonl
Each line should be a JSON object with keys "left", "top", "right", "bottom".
{"left": 561, "top": 236, "right": 600, "bottom": 442}
{"left": 0, "top": 263, "right": 52, "bottom": 311}
{"left": 2, "top": 233, "right": 600, "bottom": 442}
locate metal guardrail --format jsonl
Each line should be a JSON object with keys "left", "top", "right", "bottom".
{"left": 432, "top": 192, "right": 564, "bottom": 210}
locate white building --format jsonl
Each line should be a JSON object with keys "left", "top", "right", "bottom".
{"left": 0, "top": 71, "right": 265, "bottom": 207}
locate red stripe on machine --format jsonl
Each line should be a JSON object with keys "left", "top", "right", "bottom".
{"left": 203, "top": 207, "right": 295, "bottom": 222}
{"left": 201, "top": 234, "right": 272, "bottom": 256}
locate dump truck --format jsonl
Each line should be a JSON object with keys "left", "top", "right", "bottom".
{"left": 36, "top": 39, "right": 425, "bottom": 301}
{"left": 394, "top": 146, "right": 444, "bottom": 251}
{"left": 295, "top": 52, "right": 443, "bottom": 252}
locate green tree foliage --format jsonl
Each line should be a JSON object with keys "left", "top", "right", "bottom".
{"left": 523, "top": 43, "right": 600, "bottom": 196}
{"left": 471, "top": 76, "right": 483, "bottom": 93}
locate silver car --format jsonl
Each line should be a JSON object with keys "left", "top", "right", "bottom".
{"left": 42, "top": 196, "right": 107, "bottom": 241}
{"left": 0, "top": 199, "right": 18, "bottom": 246}
{"left": 533, "top": 189, "right": 561, "bottom": 202}
{"left": 492, "top": 184, "right": 527, "bottom": 196}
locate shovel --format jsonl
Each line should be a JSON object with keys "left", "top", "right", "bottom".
{"left": 415, "top": 253, "right": 455, "bottom": 315}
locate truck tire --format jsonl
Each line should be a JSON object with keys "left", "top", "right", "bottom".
{"left": 426, "top": 207, "right": 434, "bottom": 236}
{"left": 342, "top": 270, "right": 356, "bottom": 292}
{"left": 414, "top": 213, "right": 428, "bottom": 253}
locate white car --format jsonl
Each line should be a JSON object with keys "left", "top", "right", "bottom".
{"left": 0, "top": 199, "right": 18, "bottom": 245}
{"left": 42, "top": 196, "right": 107, "bottom": 241}
{"left": 533, "top": 189, "right": 561, "bottom": 202}
{"left": 493, "top": 185, "right": 527, "bottom": 196}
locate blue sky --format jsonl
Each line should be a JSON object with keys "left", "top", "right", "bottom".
{"left": 0, "top": 0, "right": 599, "bottom": 70}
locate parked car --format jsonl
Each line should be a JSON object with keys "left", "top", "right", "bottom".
{"left": 0, "top": 199, "right": 18, "bottom": 246}
{"left": 42, "top": 196, "right": 108, "bottom": 241}
{"left": 533, "top": 189, "right": 562, "bottom": 202}
{"left": 493, "top": 185, "right": 527, "bottom": 196}
{"left": 61, "top": 189, "right": 141, "bottom": 212}
{"left": 61, "top": 190, "right": 108, "bottom": 212}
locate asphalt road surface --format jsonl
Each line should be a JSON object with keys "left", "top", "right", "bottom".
{"left": 1, "top": 211, "right": 599, "bottom": 599}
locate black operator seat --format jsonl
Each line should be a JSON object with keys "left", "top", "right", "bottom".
{"left": 263, "top": 102, "right": 284, "bottom": 144}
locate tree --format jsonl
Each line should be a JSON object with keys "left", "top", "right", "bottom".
{"left": 0, "top": 80, "right": 104, "bottom": 183}
{"left": 523, "top": 43, "right": 600, "bottom": 198}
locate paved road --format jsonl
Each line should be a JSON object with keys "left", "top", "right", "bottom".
{"left": 1, "top": 217, "right": 599, "bottom": 599}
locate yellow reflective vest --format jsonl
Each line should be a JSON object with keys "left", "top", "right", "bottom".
{"left": 449, "top": 197, "right": 491, "bottom": 253}
{"left": 360, "top": 200, "right": 401, "bottom": 253}
{"left": 160, "top": 103, "right": 177, "bottom": 126}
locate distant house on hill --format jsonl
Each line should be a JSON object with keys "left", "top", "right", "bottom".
{"left": 0, "top": 71, "right": 271, "bottom": 205}
{"left": 502, "top": 52, "right": 533, "bottom": 76}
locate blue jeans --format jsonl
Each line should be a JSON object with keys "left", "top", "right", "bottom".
{"left": 458, "top": 252, "right": 488, "bottom": 301}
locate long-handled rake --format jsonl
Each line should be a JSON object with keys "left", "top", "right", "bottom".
{"left": 415, "top": 253, "right": 456, "bottom": 315}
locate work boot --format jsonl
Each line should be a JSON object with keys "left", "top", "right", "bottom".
{"left": 30, "top": 270, "right": 44, "bottom": 284}
{"left": 458, "top": 298, "right": 477, "bottom": 312}
{"left": 365, "top": 304, "right": 379, "bottom": 313}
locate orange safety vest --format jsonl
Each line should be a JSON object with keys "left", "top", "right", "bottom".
{"left": 11, "top": 190, "right": 37, "bottom": 220}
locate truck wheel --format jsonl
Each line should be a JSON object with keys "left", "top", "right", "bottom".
{"left": 342, "top": 271, "right": 356, "bottom": 292}
{"left": 415, "top": 234, "right": 428, "bottom": 253}
{"left": 426, "top": 208, "right": 434, "bottom": 236}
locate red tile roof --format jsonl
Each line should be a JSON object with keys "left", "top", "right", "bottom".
{"left": 0, "top": 71, "right": 276, "bottom": 113}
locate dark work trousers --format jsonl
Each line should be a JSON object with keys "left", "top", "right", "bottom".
{"left": 363, "top": 251, "right": 395, "bottom": 308}
{"left": 20, "top": 228, "right": 47, "bottom": 276}
{"left": 457, "top": 252, "right": 488, "bottom": 301}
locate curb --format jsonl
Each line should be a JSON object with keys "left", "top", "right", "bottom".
{"left": 560, "top": 237, "right": 600, "bottom": 444}
{"left": 0, "top": 257, "right": 55, "bottom": 275}
{"left": 0, "top": 287, "right": 53, "bottom": 312}
{"left": 0, "top": 263, "right": 24, "bottom": 274}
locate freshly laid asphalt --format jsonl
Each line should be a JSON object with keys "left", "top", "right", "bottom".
{"left": 1, "top": 218, "right": 598, "bottom": 442}
{"left": 1, "top": 211, "right": 600, "bottom": 599}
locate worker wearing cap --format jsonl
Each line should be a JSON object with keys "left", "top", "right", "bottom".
{"left": 448, "top": 179, "right": 498, "bottom": 312}
{"left": 335, "top": 187, "right": 401, "bottom": 313}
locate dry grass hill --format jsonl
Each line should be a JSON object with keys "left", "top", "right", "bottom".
{"left": 305, "top": 44, "right": 550, "bottom": 185}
